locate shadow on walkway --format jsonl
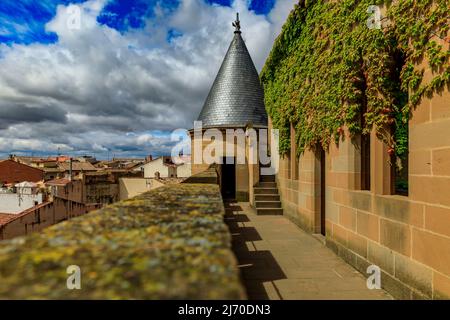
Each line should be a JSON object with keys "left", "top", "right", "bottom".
{"left": 224, "top": 200, "right": 286, "bottom": 300}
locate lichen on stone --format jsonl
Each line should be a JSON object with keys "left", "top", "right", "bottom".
{"left": 0, "top": 180, "right": 245, "bottom": 300}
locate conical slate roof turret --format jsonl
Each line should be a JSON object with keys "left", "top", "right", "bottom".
{"left": 197, "top": 14, "right": 268, "bottom": 128}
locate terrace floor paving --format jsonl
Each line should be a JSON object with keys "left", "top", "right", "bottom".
{"left": 224, "top": 201, "right": 393, "bottom": 300}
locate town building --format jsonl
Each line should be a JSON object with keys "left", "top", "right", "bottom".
{"left": 96, "top": 158, "right": 145, "bottom": 170}
{"left": 115, "top": 156, "right": 191, "bottom": 200}
{"left": 138, "top": 156, "right": 191, "bottom": 178}
{"left": 46, "top": 178, "right": 83, "bottom": 203}
{"left": 3, "top": 156, "right": 99, "bottom": 182}
{"left": 42, "top": 168, "right": 64, "bottom": 181}
{"left": 0, "top": 160, "right": 44, "bottom": 184}
{"left": 9, "top": 155, "right": 42, "bottom": 166}
{"left": 76, "top": 155, "right": 98, "bottom": 164}
{"left": 175, "top": 155, "right": 192, "bottom": 178}
{"left": 118, "top": 177, "right": 183, "bottom": 200}
{"left": 82, "top": 169, "right": 143, "bottom": 204}
{"left": 57, "top": 161, "right": 98, "bottom": 176}
{"left": 112, "top": 157, "right": 145, "bottom": 164}
{"left": 0, "top": 157, "right": 112, "bottom": 239}
{"left": 0, "top": 182, "right": 44, "bottom": 214}
{"left": 0, "top": 178, "right": 101, "bottom": 240}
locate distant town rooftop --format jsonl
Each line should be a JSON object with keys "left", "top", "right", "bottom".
{"left": 0, "top": 213, "right": 15, "bottom": 226}
{"left": 57, "top": 162, "right": 97, "bottom": 171}
{"left": 45, "top": 178, "right": 71, "bottom": 186}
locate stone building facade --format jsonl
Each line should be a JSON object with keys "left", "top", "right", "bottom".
{"left": 191, "top": 13, "right": 449, "bottom": 299}
{"left": 271, "top": 55, "right": 450, "bottom": 299}
{"left": 0, "top": 178, "right": 101, "bottom": 240}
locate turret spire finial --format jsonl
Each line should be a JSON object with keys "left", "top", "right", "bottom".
{"left": 232, "top": 12, "right": 241, "bottom": 33}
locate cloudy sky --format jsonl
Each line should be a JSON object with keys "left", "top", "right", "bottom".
{"left": 0, "top": 0, "right": 296, "bottom": 159}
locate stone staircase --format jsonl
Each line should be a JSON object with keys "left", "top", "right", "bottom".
{"left": 253, "top": 174, "right": 283, "bottom": 215}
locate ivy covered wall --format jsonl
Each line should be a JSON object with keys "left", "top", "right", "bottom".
{"left": 261, "top": 0, "right": 449, "bottom": 159}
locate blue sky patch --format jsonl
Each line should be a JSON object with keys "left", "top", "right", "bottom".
{"left": 97, "top": 0, "right": 180, "bottom": 33}
{"left": 206, "top": 0, "right": 233, "bottom": 7}
{"left": 167, "top": 28, "right": 183, "bottom": 43}
{"left": 0, "top": 0, "right": 276, "bottom": 45}
{"left": 249, "top": 0, "right": 275, "bottom": 15}
{"left": 206, "top": 0, "right": 275, "bottom": 14}
{"left": 0, "top": 0, "right": 86, "bottom": 44}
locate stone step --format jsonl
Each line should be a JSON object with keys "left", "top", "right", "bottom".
{"left": 256, "top": 182, "right": 277, "bottom": 188}
{"left": 254, "top": 187, "right": 278, "bottom": 195}
{"left": 255, "top": 201, "right": 282, "bottom": 208}
{"left": 254, "top": 194, "right": 280, "bottom": 201}
{"left": 260, "top": 175, "right": 275, "bottom": 182}
{"left": 256, "top": 208, "right": 283, "bottom": 215}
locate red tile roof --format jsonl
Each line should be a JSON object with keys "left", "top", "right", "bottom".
{"left": 0, "top": 213, "right": 15, "bottom": 226}
{"left": 0, "top": 160, "right": 44, "bottom": 184}
{"left": 32, "top": 159, "right": 56, "bottom": 163}
{"left": 57, "top": 162, "right": 97, "bottom": 171}
{"left": 0, "top": 202, "right": 52, "bottom": 226}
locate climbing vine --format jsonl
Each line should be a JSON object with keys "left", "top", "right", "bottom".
{"left": 261, "top": 0, "right": 449, "bottom": 159}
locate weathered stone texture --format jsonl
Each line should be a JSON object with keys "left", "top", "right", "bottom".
{"left": 0, "top": 169, "right": 245, "bottom": 299}
{"left": 275, "top": 87, "right": 450, "bottom": 299}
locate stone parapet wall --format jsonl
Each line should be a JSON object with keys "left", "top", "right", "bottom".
{"left": 0, "top": 167, "right": 245, "bottom": 299}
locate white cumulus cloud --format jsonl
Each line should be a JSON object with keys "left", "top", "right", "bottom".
{"left": 0, "top": 0, "right": 296, "bottom": 158}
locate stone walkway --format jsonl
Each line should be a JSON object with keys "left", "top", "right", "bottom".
{"left": 225, "top": 201, "right": 392, "bottom": 300}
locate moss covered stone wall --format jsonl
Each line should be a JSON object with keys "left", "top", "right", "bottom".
{"left": 0, "top": 168, "right": 245, "bottom": 299}
{"left": 261, "top": 0, "right": 449, "bottom": 158}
